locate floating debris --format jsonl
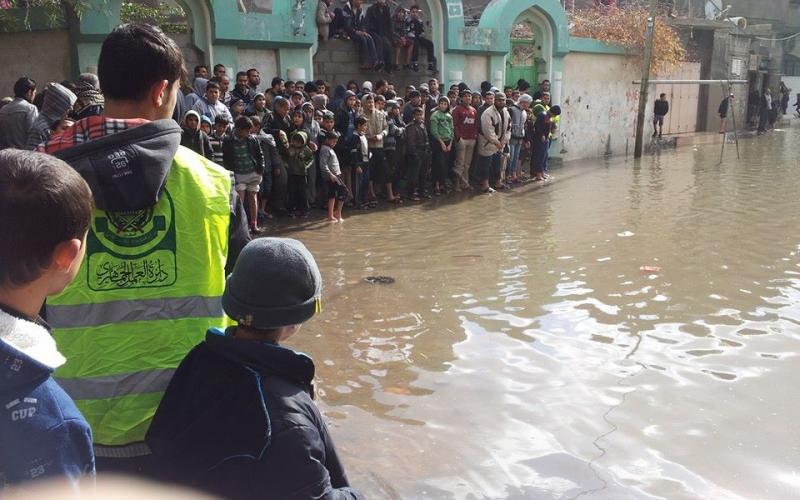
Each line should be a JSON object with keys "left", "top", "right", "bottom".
{"left": 640, "top": 265, "right": 662, "bottom": 273}
{"left": 364, "top": 276, "right": 395, "bottom": 284}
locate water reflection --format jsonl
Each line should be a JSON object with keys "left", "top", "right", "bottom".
{"left": 272, "top": 128, "right": 800, "bottom": 499}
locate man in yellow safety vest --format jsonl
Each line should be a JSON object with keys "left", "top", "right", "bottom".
{"left": 37, "top": 23, "right": 250, "bottom": 469}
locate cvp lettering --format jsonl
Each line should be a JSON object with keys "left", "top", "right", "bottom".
{"left": 11, "top": 407, "right": 36, "bottom": 421}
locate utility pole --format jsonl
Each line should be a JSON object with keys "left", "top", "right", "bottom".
{"left": 634, "top": 0, "right": 658, "bottom": 159}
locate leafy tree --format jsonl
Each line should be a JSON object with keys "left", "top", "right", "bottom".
{"left": 0, "top": 0, "right": 186, "bottom": 34}
{"left": 570, "top": 5, "right": 686, "bottom": 75}
{"left": 120, "top": 1, "right": 187, "bottom": 34}
{"left": 0, "top": 0, "right": 93, "bottom": 30}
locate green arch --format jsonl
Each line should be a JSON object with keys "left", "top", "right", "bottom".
{"left": 174, "top": 0, "right": 213, "bottom": 57}
{"left": 477, "top": 0, "right": 569, "bottom": 56}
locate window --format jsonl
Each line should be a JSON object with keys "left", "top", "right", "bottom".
{"left": 784, "top": 55, "right": 800, "bottom": 76}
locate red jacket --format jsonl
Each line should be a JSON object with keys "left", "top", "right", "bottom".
{"left": 452, "top": 104, "right": 478, "bottom": 140}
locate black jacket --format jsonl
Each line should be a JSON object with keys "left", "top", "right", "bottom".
{"left": 146, "top": 329, "right": 363, "bottom": 500}
{"left": 350, "top": 3, "right": 368, "bottom": 32}
{"left": 654, "top": 99, "right": 669, "bottom": 116}
{"left": 405, "top": 121, "right": 429, "bottom": 156}
{"left": 338, "top": 3, "right": 356, "bottom": 35}
{"left": 334, "top": 105, "right": 358, "bottom": 161}
{"left": 232, "top": 86, "right": 257, "bottom": 105}
{"left": 253, "top": 130, "right": 283, "bottom": 177}
{"left": 365, "top": 2, "right": 392, "bottom": 37}
{"left": 267, "top": 113, "right": 292, "bottom": 157}
{"left": 181, "top": 127, "right": 214, "bottom": 161}
{"left": 718, "top": 97, "right": 730, "bottom": 116}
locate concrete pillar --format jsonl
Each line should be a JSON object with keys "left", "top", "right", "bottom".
{"left": 443, "top": 53, "right": 466, "bottom": 88}
{"left": 551, "top": 57, "right": 565, "bottom": 104}
{"left": 489, "top": 54, "right": 505, "bottom": 89}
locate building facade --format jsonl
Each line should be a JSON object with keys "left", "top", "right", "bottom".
{"left": 0, "top": 0, "right": 727, "bottom": 160}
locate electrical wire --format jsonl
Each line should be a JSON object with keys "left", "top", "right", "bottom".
{"left": 754, "top": 32, "right": 800, "bottom": 41}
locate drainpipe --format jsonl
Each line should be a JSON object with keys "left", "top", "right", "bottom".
{"left": 552, "top": 70, "right": 562, "bottom": 105}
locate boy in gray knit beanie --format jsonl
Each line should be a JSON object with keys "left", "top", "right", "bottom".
{"left": 147, "top": 238, "right": 362, "bottom": 499}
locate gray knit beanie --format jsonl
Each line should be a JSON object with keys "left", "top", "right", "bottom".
{"left": 222, "top": 238, "right": 322, "bottom": 329}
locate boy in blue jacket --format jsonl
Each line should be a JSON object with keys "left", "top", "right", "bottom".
{"left": 147, "top": 238, "right": 362, "bottom": 500}
{"left": 0, "top": 149, "right": 95, "bottom": 490}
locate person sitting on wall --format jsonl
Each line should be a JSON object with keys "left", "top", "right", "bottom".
{"left": 406, "top": 5, "right": 438, "bottom": 74}
{"left": 338, "top": 0, "right": 379, "bottom": 70}
{"left": 365, "top": 0, "right": 394, "bottom": 74}
{"left": 317, "top": 0, "right": 335, "bottom": 40}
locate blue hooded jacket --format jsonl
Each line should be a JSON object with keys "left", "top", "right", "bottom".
{"left": 146, "top": 328, "right": 363, "bottom": 500}
{"left": 0, "top": 306, "right": 94, "bottom": 490}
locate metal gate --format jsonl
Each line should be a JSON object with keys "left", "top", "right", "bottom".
{"left": 654, "top": 62, "right": 701, "bottom": 135}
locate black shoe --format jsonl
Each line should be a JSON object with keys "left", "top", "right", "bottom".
{"left": 428, "top": 64, "right": 438, "bottom": 75}
{"left": 411, "top": 63, "right": 419, "bottom": 72}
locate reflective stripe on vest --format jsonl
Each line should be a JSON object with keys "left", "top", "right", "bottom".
{"left": 47, "top": 296, "right": 223, "bottom": 328}
{"left": 48, "top": 146, "right": 231, "bottom": 449}
{"left": 57, "top": 368, "right": 176, "bottom": 400}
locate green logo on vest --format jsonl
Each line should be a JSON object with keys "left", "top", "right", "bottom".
{"left": 86, "top": 189, "right": 177, "bottom": 291}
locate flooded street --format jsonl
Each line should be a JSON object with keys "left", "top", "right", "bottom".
{"left": 278, "top": 128, "right": 800, "bottom": 499}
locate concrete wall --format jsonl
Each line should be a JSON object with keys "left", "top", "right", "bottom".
{"left": 313, "top": 39, "right": 438, "bottom": 94}
{"left": 0, "top": 30, "right": 72, "bottom": 98}
{"left": 463, "top": 54, "right": 490, "bottom": 90}
{"left": 237, "top": 48, "right": 278, "bottom": 80}
{"left": 559, "top": 52, "right": 640, "bottom": 160}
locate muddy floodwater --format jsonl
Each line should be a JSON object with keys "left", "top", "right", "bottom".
{"left": 277, "top": 128, "right": 800, "bottom": 499}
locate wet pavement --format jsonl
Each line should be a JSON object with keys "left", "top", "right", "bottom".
{"left": 275, "top": 126, "right": 800, "bottom": 499}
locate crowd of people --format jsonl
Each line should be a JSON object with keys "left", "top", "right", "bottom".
{"left": 0, "top": 23, "right": 365, "bottom": 499}
{"left": 0, "top": 18, "right": 557, "bottom": 499}
{"left": 176, "top": 66, "right": 559, "bottom": 231}
{"left": 0, "top": 19, "right": 564, "bottom": 499}
{"left": 748, "top": 81, "right": 794, "bottom": 134}
{"left": 0, "top": 58, "right": 562, "bottom": 236}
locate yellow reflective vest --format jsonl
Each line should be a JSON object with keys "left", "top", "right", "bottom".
{"left": 47, "top": 146, "right": 230, "bottom": 455}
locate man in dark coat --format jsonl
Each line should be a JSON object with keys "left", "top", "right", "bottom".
{"left": 365, "top": 0, "right": 393, "bottom": 71}
{"left": 718, "top": 93, "right": 733, "bottom": 134}
{"left": 266, "top": 96, "right": 293, "bottom": 214}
